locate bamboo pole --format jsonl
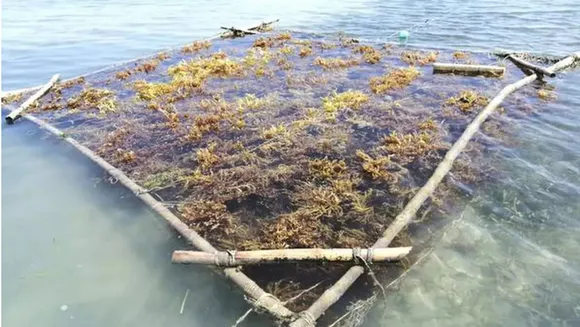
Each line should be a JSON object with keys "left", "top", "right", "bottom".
{"left": 6, "top": 112, "right": 295, "bottom": 321}
{"left": 172, "top": 247, "right": 412, "bottom": 266}
{"left": 289, "top": 50, "right": 580, "bottom": 327}
{"left": 5, "top": 74, "right": 59, "bottom": 125}
{"left": 432, "top": 63, "right": 505, "bottom": 76}
{"left": 507, "top": 54, "right": 556, "bottom": 78}
{"left": 248, "top": 19, "right": 280, "bottom": 31}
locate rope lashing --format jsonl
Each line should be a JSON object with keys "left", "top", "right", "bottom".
{"left": 354, "top": 251, "right": 387, "bottom": 300}
{"left": 214, "top": 250, "right": 237, "bottom": 267}
{"left": 352, "top": 247, "right": 374, "bottom": 264}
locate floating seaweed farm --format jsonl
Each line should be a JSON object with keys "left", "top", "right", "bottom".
{"left": 3, "top": 27, "right": 578, "bottom": 326}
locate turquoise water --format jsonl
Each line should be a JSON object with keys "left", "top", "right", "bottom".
{"left": 2, "top": 1, "right": 580, "bottom": 326}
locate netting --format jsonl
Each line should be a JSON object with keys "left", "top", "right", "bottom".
{"left": 2, "top": 30, "right": 558, "bottom": 325}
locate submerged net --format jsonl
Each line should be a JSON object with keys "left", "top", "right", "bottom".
{"left": 2, "top": 30, "right": 558, "bottom": 324}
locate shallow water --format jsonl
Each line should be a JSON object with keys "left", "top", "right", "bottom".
{"left": 2, "top": 1, "right": 580, "bottom": 326}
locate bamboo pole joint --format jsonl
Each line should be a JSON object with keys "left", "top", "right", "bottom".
{"left": 172, "top": 247, "right": 412, "bottom": 267}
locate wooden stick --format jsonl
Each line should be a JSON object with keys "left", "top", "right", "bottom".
{"left": 432, "top": 63, "right": 505, "bottom": 77}
{"left": 220, "top": 19, "right": 279, "bottom": 38}
{"left": 220, "top": 27, "right": 258, "bottom": 35}
{"left": 8, "top": 113, "right": 295, "bottom": 321}
{"left": 248, "top": 19, "right": 280, "bottom": 31}
{"left": 172, "top": 247, "right": 412, "bottom": 266}
{"left": 5, "top": 74, "right": 59, "bottom": 125}
{"left": 507, "top": 54, "right": 556, "bottom": 78}
{"left": 179, "top": 289, "right": 189, "bottom": 314}
{"left": 289, "top": 50, "right": 580, "bottom": 327}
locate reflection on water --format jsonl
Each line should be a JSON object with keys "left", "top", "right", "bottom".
{"left": 2, "top": 0, "right": 580, "bottom": 326}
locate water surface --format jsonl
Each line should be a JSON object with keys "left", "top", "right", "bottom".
{"left": 2, "top": 1, "right": 580, "bottom": 326}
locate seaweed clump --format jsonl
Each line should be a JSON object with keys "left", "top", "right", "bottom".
{"left": 2, "top": 93, "right": 23, "bottom": 105}
{"left": 66, "top": 87, "right": 118, "bottom": 114}
{"left": 353, "top": 45, "right": 382, "bottom": 64}
{"left": 322, "top": 90, "right": 369, "bottom": 120}
{"left": 180, "top": 200, "right": 233, "bottom": 237}
{"left": 253, "top": 32, "right": 292, "bottom": 48}
{"left": 134, "top": 54, "right": 243, "bottom": 102}
{"left": 446, "top": 90, "right": 488, "bottom": 112}
{"left": 401, "top": 51, "right": 438, "bottom": 65}
{"left": 314, "top": 57, "right": 360, "bottom": 70}
{"left": 369, "top": 67, "right": 420, "bottom": 94}
{"left": 453, "top": 51, "right": 468, "bottom": 60}
{"left": 537, "top": 89, "right": 556, "bottom": 101}
{"left": 309, "top": 158, "right": 347, "bottom": 179}
{"left": 299, "top": 47, "right": 313, "bottom": 58}
{"left": 356, "top": 150, "right": 396, "bottom": 182}
{"left": 382, "top": 131, "right": 443, "bottom": 164}
{"left": 182, "top": 40, "right": 211, "bottom": 54}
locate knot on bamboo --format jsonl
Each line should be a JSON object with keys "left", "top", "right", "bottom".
{"left": 252, "top": 292, "right": 286, "bottom": 314}
{"left": 214, "top": 250, "right": 237, "bottom": 266}
{"left": 352, "top": 247, "right": 373, "bottom": 265}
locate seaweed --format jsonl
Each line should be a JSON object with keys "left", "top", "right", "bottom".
{"left": 537, "top": 88, "right": 556, "bottom": 100}
{"left": 299, "top": 46, "right": 313, "bottom": 58}
{"left": 356, "top": 150, "right": 396, "bottom": 182}
{"left": 446, "top": 90, "right": 489, "bottom": 112}
{"left": 382, "top": 131, "right": 443, "bottom": 164}
{"left": 23, "top": 31, "right": 534, "bottom": 317}
{"left": 453, "top": 51, "right": 468, "bottom": 60}
{"left": 2, "top": 93, "right": 23, "bottom": 105}
{"left": 66, "top": 87, "right": 118, "bottom": 114}
{"left": 322, "top": 90, "right": 369, "bottom": 120}
{"left": 353, "top": 45, "right": 382, "bottom": 64}
{"left": 181, "top": 40, "right": 211, "bottom": 54}
{"left": 401, "top": 51, "right": 438, "bottom": 65}
{"left": 314, "top": 57, "right": 360, "bottom": 69}
{"left": 369, "top": 67, "right": 420, "bottom": 94}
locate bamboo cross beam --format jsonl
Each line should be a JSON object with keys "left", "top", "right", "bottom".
{"left": 172, "top": 247, "right": 412, "bottom": 267}
{"left": 5, "top": 74, "right": 59, "bottom": 124}
{"left": 507, "top": 54, "right": 556, "bottom": 78}
{"left": 288, "top": 50, "right": 580, "bottom": 327}
{"left": 432, "top": 63, "right": 505, "bottom": 77}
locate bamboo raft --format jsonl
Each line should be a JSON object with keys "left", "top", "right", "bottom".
{"left": 3, "top": 21, "right": 579, "bottom": 326}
